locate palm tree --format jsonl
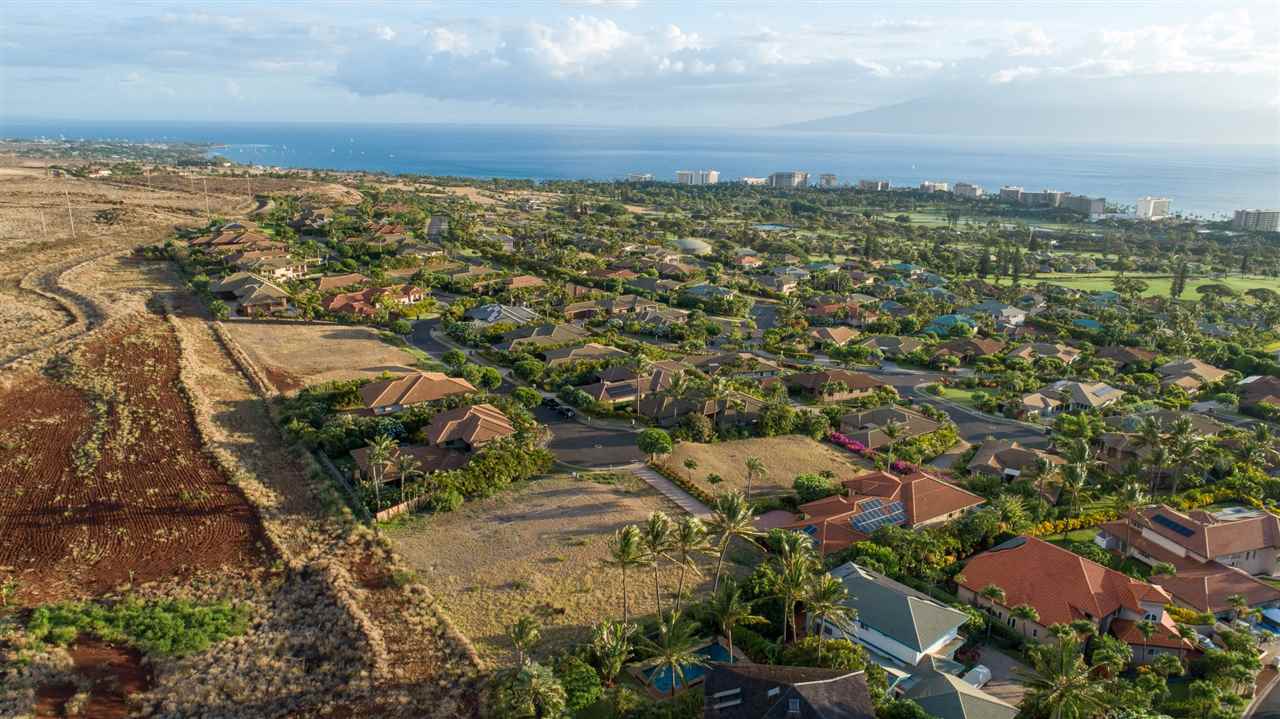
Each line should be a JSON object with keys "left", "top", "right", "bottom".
{"left": 762, "top": 529, "right": 819, "bottom": 644}
{"left": 639, "top": 610, "right": 708, "bottom": 699}
{"left": 743, "top": 456, "right": 766, "bottom": 499}
{"left": 1169, "top": 432, "right": 1205, "bottom": 497}
{"left": 1135, "top": 619, "right": 1157, "bottom": 664}
{"left": 1017, "top": 635, "right": 1105, "bottom": 719}
{"left": 640, "top": 512, "right": 674, "bottom": 616}
{"left": 979, "top": 584, "right": 1006, "bottom": 640}
{"left": 591, "top": 620, "right": 635, "bottom": 687}
{"left": 708, "top": 492, "right": 762, "bottom": 592}
{"left": 365, "top": 434, "right": 398, "bottom": 512}
{"left": 1145, "top": 444, "right": 1170, "bottom": 496}
{"left": 1032, "top": 456, "right": 1056, "bottom": 512}
{"left": 507, "top": 615, "right": 541, "bottom": 666}
{"left": 1011, "top": 604, "right": 1040, "bottom": 637}
{"left": 804, "top": 574, "right": 855, "bottom": 662}
{"left": 881, "top": 419, "right": 905, "bottom": 469}
{"left": 665, "top": 371, "right": 692, "bottom": 424}
{"left": 706, "top": 578, "right": 765, "bottom": 664}
{"left": 670, "top": 516, "right": 711, "bottom": 613}
{"left": 500, "top": 662, "right": 567, "bottom": 719}
{"left": 606, "top": 525, "right": 647, "bottom": 624}
{"left": 392, "top": 452, "right": 421, "bottom": 497}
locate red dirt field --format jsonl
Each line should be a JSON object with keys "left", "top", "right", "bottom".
{"left": 34, "top": 639, "right": 154, "bottom": 719}
{"left": 0, "top": 316, "right": 269, "bottom": 604}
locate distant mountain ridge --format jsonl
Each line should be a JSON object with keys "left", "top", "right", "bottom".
{"left": 780, "top": 94, "right": 1279, "bottom": 145}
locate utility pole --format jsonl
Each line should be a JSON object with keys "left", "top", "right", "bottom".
{"left": 64, "top": 187, "right": 76, "bottom": 238}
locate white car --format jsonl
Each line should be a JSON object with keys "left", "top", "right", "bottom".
{"left": 961, "top": 665, "right": 992, "bottom": 688}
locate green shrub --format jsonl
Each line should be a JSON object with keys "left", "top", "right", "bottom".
{"left": 431, "top": 488, "right": 464, "bottom": 513}
{"left": 554, "top": 654, "right": 603, "bottom": 713}
{"left": 26, "top": 599, "right": 251, "bottom": 657}
{"left": 793, "top": 473, "right": 839, "bottom": 503}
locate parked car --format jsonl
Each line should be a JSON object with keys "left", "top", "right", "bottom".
{"left": 961, "top": 665, "right": 992, "bottom": 689}
{"left": 555, "top": 405, "right": 577, "bottom": 419}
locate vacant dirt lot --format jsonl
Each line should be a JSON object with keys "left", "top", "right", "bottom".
{"left": 388, "top": 474, "right": 724, "bottom": 664}
{"left": 223, "top": 321, "right": 420, "bottom": 392}
{"left": 665, "top": 435, "right": 871, "bottom": 498}
{"left": 0, "top": 316, "right": 269, "bottom": 603}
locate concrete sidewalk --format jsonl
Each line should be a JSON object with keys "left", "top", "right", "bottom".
{"left": 632, "top": 466, "right": 712, "bottom": 518}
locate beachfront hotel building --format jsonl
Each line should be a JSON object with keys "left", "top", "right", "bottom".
{"left": 920, "top": 181, "right": 949, "bottom": 193}
{"left": 819, "top": 173, "right": 839, "bottom": 188}
{"left": 1062, "top": 194, "right": 1106, "bottom": 216}
{"left": 768, "top": 171, "right": 810, "bottom": 188}
{"left": 1137, "top": 196, "right": 1172, "bottom": 220}
{"left": 998, "top": 186, "right": 1024, "bottom": 202}
{"left": 954, "top": 182, "right": 984, "bottom": 199}
{"left": 627, "top": 172, "right": 654, "bottom": 182}
{"left": 675, "top": 170, "right": 719, "bottom": 185}
{"left": 858, "top": 179, "right": 890, "bottom": 191}
{"left": 1233, "top": 209, "right": 1280, "bottom": 232}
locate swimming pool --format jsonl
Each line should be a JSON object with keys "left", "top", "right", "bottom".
{"left": 643, "top": 641, "right": 732, "bottom": 694}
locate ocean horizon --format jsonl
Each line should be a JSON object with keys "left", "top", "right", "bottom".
{"left": 3, "top": 118, "right": 1277, "bottom": 218}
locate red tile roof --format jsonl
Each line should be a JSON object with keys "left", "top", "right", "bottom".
{"left": 959, "top": 536, "right": 1171, "bottom": 627}
{"left": 359, "top": 372, "right": 476, "bottom": 410}
{"left": 424, "top": 403, "right": 515, "bottom": 448}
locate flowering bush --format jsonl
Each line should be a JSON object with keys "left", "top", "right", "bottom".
{"left": 827, "top": 432, "right": 869, "bottom": 455}
{"left": 890, "top": 460, "right": 918, "bottom": 475}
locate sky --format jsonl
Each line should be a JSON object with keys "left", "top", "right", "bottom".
{"left": 1, "top": 0, "right": 1278, "bottom": 135}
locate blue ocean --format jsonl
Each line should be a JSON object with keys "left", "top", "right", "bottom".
{"left": 3, "top": 119, "right": 1277, "bottom": 218}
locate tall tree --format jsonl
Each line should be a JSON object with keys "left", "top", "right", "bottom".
{"left": 743, "top": 456, "right": 767, "bottom": 499}
{"left": 803, "top": 574, "right": 856, "bottom": 663}
{"left": 507, "top": 615, "right": 541, "bottom": 666}
{"left": 707, "top": 578, "right": 765, "bottom": 664}
{"left": 639, "top": 611, "right": 708, "bottom": 698}
{"left": 708, "top": 492, "right": 762, "bottom": 592}
{"left": 591, "top": 620, "right": 635, "bottom": 687}
{"left": 606, "top": 525, "right": 647, "bottom": 624}
{"left": 1018, "top": 635, "right": 1105, "bottom": 719}
{"left": 670, "top": 516, "right": 711, "bottom": 613}
{"left": 640, "top": 512, "right": 674, "bottom": 616}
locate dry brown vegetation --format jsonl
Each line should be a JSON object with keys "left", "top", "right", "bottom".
{"left": 387, "top": 474, "right": 726, "bottom": 665}
{"left": 0, "top": 158, "right": 486, "bottom": 717}
{"left": 665, "top": 435, "right": 871, "bottom": 497}
{"left": 223, "top": 321, "right": 420, "bottom": 393}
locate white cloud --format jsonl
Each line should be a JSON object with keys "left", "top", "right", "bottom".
{"left": 226, "top": 79, "right": 242, "bottom": 98}
{"left": 376, "top": 25, "right": 396, "bottom": 41}
{"left": 989, "top": 66, "right": 1041, "bottom": 84}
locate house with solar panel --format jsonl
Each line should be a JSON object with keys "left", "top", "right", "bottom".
{"left": 1095, "top": 505, "right": 1280, "bottom": 618}
{"left": 819, "top": 563, "right": 971, "bottom": 671}
{"left": 755, "top": 470, "right": 985, "bottom": 556}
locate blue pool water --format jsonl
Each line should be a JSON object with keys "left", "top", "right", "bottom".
{"left": 644, "top": 641, "right": 731, "bottom": 694}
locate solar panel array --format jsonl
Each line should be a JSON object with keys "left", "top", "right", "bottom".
{"left": 1153, "top": 514, "right": 1195, "bottom": 537}
{"left": 851, "top": 500, "right": 907, "bottom": 534}
{"left": 802, "top": 525, "right": 819, "bottom": 537}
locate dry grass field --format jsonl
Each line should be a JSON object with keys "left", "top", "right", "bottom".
{"left": 665, "top": 435, "right": 871, "bottom": 498}
{"left": 222, "top": 321, "right": 420, "bottom": 392}
{"left": 388, "top": 474, "right": 726, "bottom": 664}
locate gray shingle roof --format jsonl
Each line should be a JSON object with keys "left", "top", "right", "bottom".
{"left": 830, "top": 563, "right": 968, "bottom": 652}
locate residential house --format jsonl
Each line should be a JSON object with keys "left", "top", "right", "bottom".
{"left": 838, "top": 407, "right": 941, "bottom": 450}
{"left": 878, "top": 300, "right": 912, "bottom": 318}
{"left": 423, "top": 403, "right": 515, "bottom": 451}
{"left": 809, "top": 326, "right": 860, "bottom": 347}
{"left": 691, "top": 352, "right": 784, "bottom": 380}
{"left": 784, "top": 370, "right": 887, "bottom": 402}
{"left": 702, "top": 664, "right": 875, "bottom": 719}
{"left": 358, "top": 372, "right": 476, "bottom": 415}
{"left": 1157, "top": 359, "right": 1231, "bottom": 393}
{"left": 626, "top": 277, "right": 682, "bottom": 295}
{"left": 210, "top": 272, "right": 290, "bottom": 316}
{"left": 683, "top": 283, "right": 737, "bottom": 302}
{"left": 820, "top": 563, "right": 970, "bottom": 669}
{"left": 563, "top": 294, "right": 659, "bottom": 321}
{"left": 966, "top": 440, "right": 1064, "bottom": 480}
{"left": 235, "top": 254, "right": 309, "bottom": 281}
{"left": 1238, "top": 375, "right": 1280, "bottom": 411}
{"left": 757, "top": 470, "right": 984, "bottom": 556}
{"left": 960, "top": 300, "right": 1027, "bottom": 328}
{"left": 578, "top": 361, "right": 688, "bottom": 407}
{"left": 1095, "top": 505, "right": 1280, "bottom": 615}
{"left": 465, "top": 303, "right": 541, "bottom": 326}
{"left": 350, "top": 444, "right": 469, "bottom": 483}
{"left": 759, "top": 274, "right": 800, "bottom": 295}
{"left": 733, "top": 254, "right": 763, "bottom": 269}
{"left": 957, "top": 536, "right": 1196, "bottom": 663}
{"left": 399, "top": 241, "right": 446, "bottom": 259}
{"left": 1096, "top": 346, "right": 1159, "bottom": 370}
{"left": 496, "top": 323, "right": 589, "bottom": 353}
{"left": 859, "top": 335, "right": 924, "bottom": 359}
{"left": 589, "top": 267, "right": 639, "bottom": 282}
{"left": 807, "top": 300, "right": 878, "bottom": 328}
{"left": 1006, "top": 342, "right": 1081, "bottom": 365}
{"left": 657, "top": 261, "right": 698, "bottom": 280}
{"left": 924, "top": 314, "right": 977, "bottom": 337}
{"left": 636, "top": 391, "right": 765, "bottom": 430}
{"left": 316, "top": 273, "right": 370, "bottom": 293}
{"left": 324, "top": 285, "right": 423, "bottom": 317}
{"left": 542, "top": 342, "right": 630, "bottom": 368}
{"left": 932, "top": 338, "right": 1005, "bottom": 364}
{"left": 1018, "top": 380, "right": 1124, "bottom": 418}
{"left": 898, "top": 659, "right": 1017, "bottom": 719}
{"left": 626, "top": 306, "right": 690, "bottom": 334}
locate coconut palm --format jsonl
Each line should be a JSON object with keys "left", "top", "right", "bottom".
{"left": 665, "top": 371, "right": 692, "bottom": 424}
{"left": 881, "top": 419, "right": 905, "bottom": 468}
{"left": 496, "top": 662, "right": 567, "bottom": 719}
{"left": 979, "top": 584, "right": 1006, "bottom": 640}
{"left": 606, "top": 524, "right": 648, "bottom": 624}
{"left": 804, "top": 574, "right": 856, "bottom": 662}
{"left": 670, "top": 516, "right": 711, "bottom": 613}
{"left": 1018, "top": 635, "right": 1105, "bottom": 719}
{"left": 391, "top": 452, "right": 421, "bottom": 497}
{"left": 761, "top": 529, "right": 819, "bottom": 644}
{"left": 1135, "top": 619, "right": 1157, "bottom": 663}
{"left": 365, "top": 433, "right": 398, "bottom": 512}
{"left": 706, "top": 578, "right": 765, "bottom": 664}
{"left": 591, "top": 620, "right": 635, "bottom": 687}
{"left": 507, "top": 615, "right": 541, "bottom": 666}
{"left": 639, "top": 610, "right": 708, "bottom": 699}
{"left": 708, "top": 492, "right": 762, "bottom": 592}
{"left": 1012, "top": 604, "right": 1040, "bottom": 636}
{"left": 743, "top": 456, "right": 766, "bottom": 499}
{"left": 640, "top": 512, "right": 674, "bottom": 615}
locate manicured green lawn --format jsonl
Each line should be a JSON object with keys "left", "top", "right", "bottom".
{"left": 1040, "top": 528, "right": 1100, "bottom": 543}
{"left": 937, "top": 386, "right": 982, "bottom": 411}
{"left": 995, "top": 272, "right": 1280, "bottom": 298}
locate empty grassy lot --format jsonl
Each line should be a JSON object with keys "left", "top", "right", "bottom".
{"left": 386, "top": 474, "right": 726, "bottom": 665}
{"left": 223, "top": 321, "right": 421, "bottom": 392}
{"left": 996, "top": 273, "right": 1280, "bottom": 297}
{"left": 665, "top": 435, "right": 871, "bottom": 498}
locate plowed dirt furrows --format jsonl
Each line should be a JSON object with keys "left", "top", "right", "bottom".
{"left": 0, "top": 316, "right": 269, "bottom": 604}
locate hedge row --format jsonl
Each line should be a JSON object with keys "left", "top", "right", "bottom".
{"left": 650, "top": 462, "right": 717, "bottom": 507}
{"left": 1025, "top": 510, "right": 1120, "bottom": 537}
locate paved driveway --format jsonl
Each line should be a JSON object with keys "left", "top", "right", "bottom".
{"left": 978, "top": 646, "right": 1029, "bottom": 707}
{"left": 533, "top": 407, "right": 644, "bottom": 469}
